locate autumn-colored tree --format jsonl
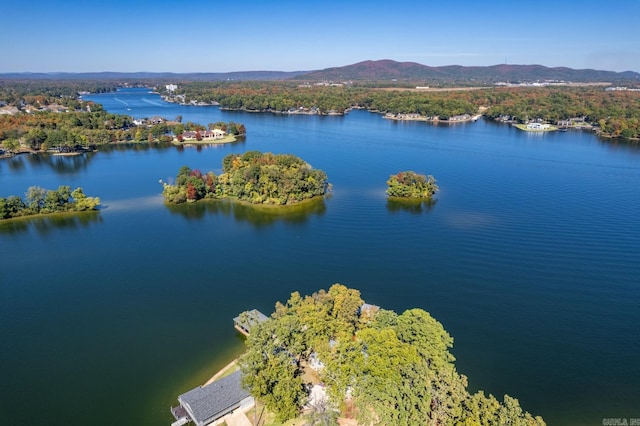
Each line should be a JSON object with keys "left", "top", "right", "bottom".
{"left": 186, "top": 182, "right": 197, "bottom": 201}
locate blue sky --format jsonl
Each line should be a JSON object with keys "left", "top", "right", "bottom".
{"left": 3, "top": 0, "right": 639, "bottom": 73}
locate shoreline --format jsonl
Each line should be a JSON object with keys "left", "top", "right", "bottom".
{"left": 165, "top": 192, "right": 328, "bottom": 209}
{"left": 0, "top": 209, "right": 100, "bottom": 224}
{"left": 383, "top": 113, "right": 482, "bottom": 124}
{"left": 514, "top": 123, "right": 558, "bottom": 132}
{"left": 0, "top": 135, "right": 243, "bottom": 160}
{"left": 172, "top": 134, "right": 239, "bottom": 145}
{"left": 203, "top": 359, "right": 239, "bottom": 386}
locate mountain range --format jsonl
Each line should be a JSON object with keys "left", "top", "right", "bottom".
{"left": 295, "top": 60, "right": 640, "bottom": 83}
{"left": 1, "top": 60, "right": 638, "bottom": 83}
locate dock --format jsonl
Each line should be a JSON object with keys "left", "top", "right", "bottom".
{"left": 169, "top": 310, "right": 266, "bottom": 425}
{"left": 170, "top": 405, "right": 190, "bottom": 426}
{"left": 233, "top": 309, "right": 268, "bottom": 336}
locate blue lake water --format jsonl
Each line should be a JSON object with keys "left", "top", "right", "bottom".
{"left": 1, "top": 87, "right": 639, "bottom": 425}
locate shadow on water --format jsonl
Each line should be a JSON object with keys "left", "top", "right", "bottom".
{"left": 165, "top": 197, "right": 327, "bottom": 227}
{"left": 95, "top": 139, "right": 246, "bottom": 156}
{"left": 386, "top": 197, "right": 437, "bottom": 214}
{"left": 2, "top": 152, "right": 97, "bottom": 174}
{"left": 97, "top": 141, "right": 175, "bottom": 153}
{"left": 27, "top": 152, "right": 97, "bottom": 174}
{"left": 6, "top": 156, "right": 26, "bottom": 171}
{"left": 0, "top": 211, "right": 102, "bottom": 236}
{"left": 598, "top": 136, "right": 640, "bottom": 154}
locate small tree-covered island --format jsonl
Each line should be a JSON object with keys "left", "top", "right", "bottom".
{"left": 387, "top": 170, "right": 439, "bottom": 199}
{"left": 239, "top": 284, "right": 545, "bottom": 425}
{"left": 0, "top": 186, "right": 100, "bottom": 220}
{"left": 162, "top": 151, "right": 329, "bottom": 205}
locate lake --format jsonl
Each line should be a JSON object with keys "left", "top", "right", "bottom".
{"left": 1, "top": 88, "right": 639, "bottom": 425}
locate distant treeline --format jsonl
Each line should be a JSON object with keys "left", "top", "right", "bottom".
{"left": 0, "top": 79, "right": 118, "bottom": 106}
{"left": 0, "top": 186, "right": 100, "bottom": 220}
{"left": 164, "top": 81, "right": 640, "bottom": 138}
{"left": 2, "top": 79, "right": 638, "bottom": 141}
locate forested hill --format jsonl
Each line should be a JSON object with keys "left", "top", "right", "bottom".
{"left": 3, "top": 60, "right": 638, "bottom": 83}
{"left": 293, "top": 60, "right": 640, "bottom": 83}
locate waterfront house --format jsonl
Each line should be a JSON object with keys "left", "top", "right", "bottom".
{"left": 181, "top": 129, "right": 226, "bottom": 141}
{"left": 172, "top": 371, "right": 253, "bottom": 426}
{"left": 448, "top": 114, "right": 471, "bottom": 122}
{"left": 526, "top": 122, "right": 551, "bottom": 130}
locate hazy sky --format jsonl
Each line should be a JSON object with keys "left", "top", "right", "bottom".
{"left": 3, "top": 0, "right": 639, "bottom": 73}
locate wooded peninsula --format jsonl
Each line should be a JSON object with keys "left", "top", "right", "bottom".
{"left": 239, "top": 284, "right": 545, "bottom": 425}
{"left": 162, "top": 151, "right": 329, "bottom": 205}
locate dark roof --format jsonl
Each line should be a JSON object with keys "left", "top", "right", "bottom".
{"left": 179, "top": 370, "right": 250, "bottom": 426}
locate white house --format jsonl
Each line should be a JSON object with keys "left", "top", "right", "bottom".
{"left": 526, "top": 123, "right": 551, "bottom": 130}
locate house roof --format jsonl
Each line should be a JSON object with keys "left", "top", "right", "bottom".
{"left": 179, "top": 370, "right": 250, "bottom": 426}
{"left": 233, "top": 309, "right": 268, "bottom": 327}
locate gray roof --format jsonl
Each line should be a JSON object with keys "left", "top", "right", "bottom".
{"left": 233, "top": 309, "right": 268, "bottom": 327}
{"left": 179, "top": 370, "right": 250, "bottom": 426}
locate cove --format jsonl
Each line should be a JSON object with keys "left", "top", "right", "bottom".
{"left": 1, "top": 87, "right": 639, "bottom": 425}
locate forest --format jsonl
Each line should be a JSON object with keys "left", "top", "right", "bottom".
{"left": 240, "top": 284, "right": 545, "bottom": 425}
{"left": 386, "top": 171, "right": 439, "bottom": 199}
{"left": 162, "top": 81, "right": 640, "bottom": 138}
{"left": 162, "top": 151, "right": 329, "bottom": 205}
{"left": 2, "top": 79, "right": 639, "bottom": 149}
{"left": 0, "top": 185, "right": 100, "bottom": 220}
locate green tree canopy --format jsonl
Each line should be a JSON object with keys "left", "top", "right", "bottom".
{"left": 238, "top": 285, "right": 545, "bottom": 425}
{"left": 0, "top": 186, "right": 100, "bottom": 220}
{"left": 387, "top": 170, "right": 439, "bottom": 199}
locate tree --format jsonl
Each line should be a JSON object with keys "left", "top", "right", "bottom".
{"left": 186, "top": 182, "right": 197, "bottom": 201}
{"left": 71, "top": 187, "right": 100, "bottom": 211}
{"left": 327, "top": 284, "right": 363, "bottom": 337}
{"left": 395, "top": 308, "right": 454, "bottom": 373}
{"left": 25, "top": 128, "right": 47, "bottom": 150}
{"left": 326, "top": 327, "right": 431, "bottom": 426}
{"left": 461, "top": 392, "right": 545, "bottom": 425}
{"left": 25, "top": 186, "right": 47, "bottom": 211}
{"left": 240, "top": 319, "right": 307, "bottom": 422}
{"left": 43, "top": 186, "right": 71, "bottom": 212}
{"left": 2, "top": 138, "right": 20, "bottom": 153}
{"left": 3, "top": 196, "right": 25, "bottom": 218}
